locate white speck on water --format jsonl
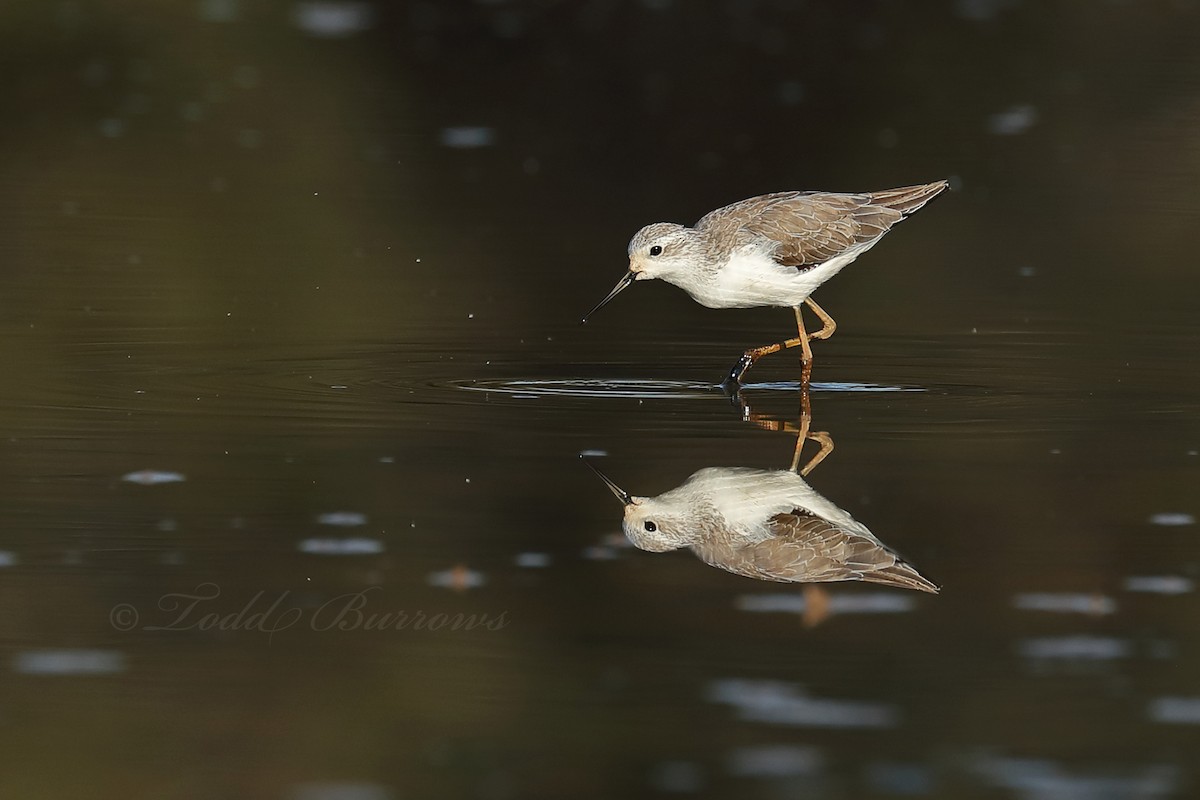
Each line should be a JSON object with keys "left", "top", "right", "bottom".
{"left": 298, "top": 537, "right": 383, "bottom": 555}
{"left": 330, "top": 384, "right": 348, "bottom": 390}
{"left": 467, "top": 313, "right": 474, "bottom": 319}
{"left": 156, "top": 518, "right": 178, "bottom": 532}
{"left": 440, "top": 126, "right": 495, "bottom": 148}
{"left": 1018, "top": 635, "right": 1130, "bottom": 661}
{"left": 0, "top": 551, "right": 17, "bottom": 567}
{"left": 122, "top": 470, "right": 186, "bottom": 485}
{"left": 14, "top": 649, "right": 127, "bottom": 675}
{"left": 1049, "top": 448, "right": 1061, "bottom": 455}
{"left": 515, "top": 552, "right": 552, "bottom": 568}
{"left": 292, "top": 1, "right": 374, "bottom": 37}
{"left": 736, "top": 592, "right": 915, "bottom": 615}
{"left": 1150, "top": 512, "right": 1194, "bottom": 526}
{"left": 1018, "top": 265, "right": 1037, "bottom": 277}
{"left": 987, "top": 103, "right": 1038, "bottom": 135}
{"left": 579, "top": 449, "right": 608, "bottom": 457}
{"left": 727, "top": 744, "right": 823, "bottom": 778}
{"left": 465, "top": 478, "right": 471, "bottom": 484}
{"left": 1013, "top": 592, "right": 1116, "bottom": 615}
{"left": 707, "top": 678, "right": 898, "bottom": 728}
{"left": 427, "top": 566, "right": 485, "bottom": 590}
{"left": 583, "top": 545, "right": 619, "bottom": 561}
{"left": 378, "top": 456, "right": 395, "bottom": 464}
{"left": 316, "top": 511, "right": 367, "bottom": 527}
{"left": 1149, "top": 697, "right": 1200, "bottom": 725}
{"left": 416, "top": 258, "right": 421, "bottom": 263}
{"left": 1124, "top": 575, "right": 1194, "bottom": 594}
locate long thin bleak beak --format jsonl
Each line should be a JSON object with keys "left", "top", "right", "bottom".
{"left": 581, "top": 271, "right": 635, "bottom": 324}
{"left": 583, "top": 459, "right": 632, "bottom": 506}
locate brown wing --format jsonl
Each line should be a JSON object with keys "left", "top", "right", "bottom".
{"left": 699, "top": 509, "right": 939, "bottom": 593}
{"left": 695, "top": 182, "right": 948, "bottom": 268}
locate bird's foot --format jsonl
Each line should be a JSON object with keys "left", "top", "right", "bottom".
{"left": 721, "top": 352, "right": 755, "bottom": 390}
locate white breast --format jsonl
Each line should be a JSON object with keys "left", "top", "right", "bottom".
{"left": 686, "top": 242, "right": 879, "bottom": 309}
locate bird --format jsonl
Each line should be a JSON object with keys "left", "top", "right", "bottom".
{"left": 583, "top": 181, "right": 949, "bottom": 385}
{"left": 585, "top": 461, "right": 939, "bottom": 594}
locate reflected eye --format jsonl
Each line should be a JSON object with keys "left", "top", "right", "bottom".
{"left": 644, "top": 520, "right": 657, "bottom": 532}
{"left": 648, "top": 245, "right": 662, "bottom": 257}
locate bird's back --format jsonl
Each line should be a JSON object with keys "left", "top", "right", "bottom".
{"left": 696, "top": 181, "right": 948, "bottom": 268}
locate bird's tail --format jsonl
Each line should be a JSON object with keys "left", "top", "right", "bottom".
{"left": 868, "top": 181, "right": 950, "bottom": 216}
{"left": 863, "top": 559, "right": 941, "bottom": 594}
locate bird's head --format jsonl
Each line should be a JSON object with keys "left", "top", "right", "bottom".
{"left": 581, "top": 223, "right": 704, "bottom": 322}
{"left": 585, "top": 460, "right": 693, "bottom": 552}
{"left": 627, "top": 223, "right": 704, "bottom": 282}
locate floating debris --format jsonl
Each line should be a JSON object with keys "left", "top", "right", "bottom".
{"left": 292, "top": 1, "right": 373, "bottom": 37}
{"left": 1149, "top": 697, "right": 1200, "bottom": 725}
{"left": 1018, "top": 636, "right": 1130, "bottom": 661}
{"left": 514, "top": 552, "right": 552, "bottom": 568}
{"left": 582, "top": 544, "right": 620, "bottom": 561}
{"left": 970, "top": 753, "right": 1178, "bottom": 798}
{"left": 1012, "top": 592, "right": 1116, "bottom": 615}
{"left": 440, "top": 126, "right": 495, "bottom": 149}
{"left": 1124, "top": 575, "right": 1194, "bottom": 595}
{"left": 1149, "top": 512, "right": 1194, "bottom": 527}
{"left": 298, "top": 538, "right": 384, "bottom": 555}
{"left": 122, "top": 470, "right": 185, "bottom": 485}
{"left": 13, "top": 649, "right": 126, "bottom": 675}
{"left": 316, "top": 511, "right": 368, "bottom": 527}
{"left": 736, "top": 591, "right": 917, "bottom": 615}
{"left": 727, "top": 745, "right": 823, "bottom": 778}
{"left": 427, "top": 564, "right": 485, "bottom": 591}
{"left": 0, "top": 551, "right": 16, "bottom": 567}
{"left": 987, "top": 104, "right": 1038, "bottom": 135}
{"left": 708, "top": 679, "right": 898, "bottom": 729}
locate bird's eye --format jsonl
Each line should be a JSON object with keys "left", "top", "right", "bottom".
{"left": 644, "top": 520, "right": 657, "bottom": 532}
{"left": 648, "top": 245, "right": 663, "bottom": 257}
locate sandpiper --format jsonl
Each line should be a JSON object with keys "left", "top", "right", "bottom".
{"left": 583, "top": 181, "right": 949, "bottom": 384}
{"left": 586, "top": 460, "right": 938, "bottom": 593}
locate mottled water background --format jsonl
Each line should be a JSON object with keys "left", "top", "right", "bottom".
{"left": 2, "top": 2, "right": 1200, "bottom": 798}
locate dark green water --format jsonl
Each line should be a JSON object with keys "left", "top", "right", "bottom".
{"left": 3, "top": 2, "right": 1200, "bottom": 798}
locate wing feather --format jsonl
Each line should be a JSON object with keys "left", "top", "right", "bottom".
{"left": 695, "top": 182, "right": 947, "bottom": 268}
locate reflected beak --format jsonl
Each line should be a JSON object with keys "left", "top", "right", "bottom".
{"left": 581, "top": 271, "right": 635, "bottom": 324}
{"left": 583, "top": 459, "right": 633, "bottom": 506}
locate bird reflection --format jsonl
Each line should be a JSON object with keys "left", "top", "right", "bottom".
{"left": 586, "top": 395, "right": 938, "bottom": 594}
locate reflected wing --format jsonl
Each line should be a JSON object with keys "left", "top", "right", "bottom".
{"left": 714, "top": 509, "right": 939, "bottom": 593}
{"left": 695, "top": 183, "right": 947, "bottom": 268}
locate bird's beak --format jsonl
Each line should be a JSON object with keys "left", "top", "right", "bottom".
{"left": 583, "top": 459, "right": 633, "bottom": 506}
{"left": 581, "top": 270, "right": 635, "bottom": 324}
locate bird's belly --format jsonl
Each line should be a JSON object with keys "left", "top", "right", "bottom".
{"left": 695, "top": 245, "right": 871, "bottom": 309}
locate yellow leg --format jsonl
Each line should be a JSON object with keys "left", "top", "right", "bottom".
{"left": 804, "top": 297, "right": 837, "bottom": 340}
{"left": 724, "top": 304, "right": 812, "bottom": 385}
